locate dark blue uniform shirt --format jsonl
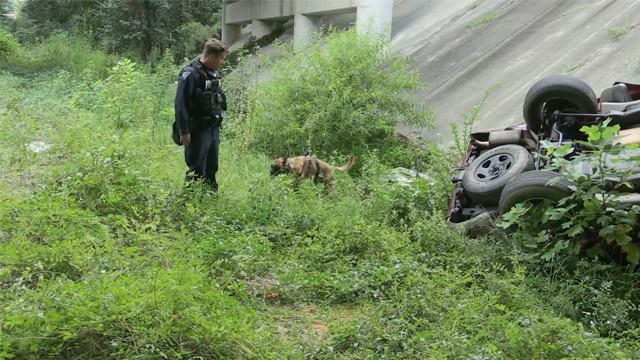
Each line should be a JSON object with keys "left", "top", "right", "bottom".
{"left": 174, "top": 58, "right": 223, "bottom": 136}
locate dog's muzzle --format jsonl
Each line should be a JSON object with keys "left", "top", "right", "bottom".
{"left": 271, "top": 165, "right": 287, "bottom": 176}
{"left": 271, "top": 162, "right": 292, "bottom": 176}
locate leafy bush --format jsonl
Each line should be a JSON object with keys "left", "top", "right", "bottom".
{"left": 246, "top": 28, "right": 433, "bottom": 160}
{"left": 499, "top": 121, "right": 640, "bottom": 263}
{"left": 0, "top": 28, "right": 18, "bottom": 61}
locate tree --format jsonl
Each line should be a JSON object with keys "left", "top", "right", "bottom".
{"left": 1, "top": 0, "right": 17, "bottom": 25}
{"left": 15, "top": 0, "right": 222, "bottom": 61}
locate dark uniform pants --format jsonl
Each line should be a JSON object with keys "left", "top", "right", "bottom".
{"left": 185, "top": 125, "right": 220, "bottom": 190}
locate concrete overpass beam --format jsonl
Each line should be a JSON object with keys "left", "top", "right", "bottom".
{"left": 296, "top": 0, "right": 356, "bottom": 15}
{"left": 356, "top": 0, "right": 393, "bottom": 40}
{"left": 294, "top": 14, "right": 320, "bottom": 51}
{"left": 224, "top": 0, "right": 255, "bottom": 24}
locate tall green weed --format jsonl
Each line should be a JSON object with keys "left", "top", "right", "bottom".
{"left": 246, "top": 29, "right": 433, "bottom": 160}
{"left": 3, "top": 33, "right": 117, "bottom": 75}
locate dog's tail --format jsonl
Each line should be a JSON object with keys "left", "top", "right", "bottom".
{"left": 336, "top": 154, "right": 356, "bottom": 172}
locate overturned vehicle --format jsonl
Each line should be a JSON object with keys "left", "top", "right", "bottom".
{"left": 447, "top": 75, "right": 640, "bottom": 235}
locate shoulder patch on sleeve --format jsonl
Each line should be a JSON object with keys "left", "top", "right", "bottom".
{"left": 181, "top": 71, "right": 192, "bottom": 80}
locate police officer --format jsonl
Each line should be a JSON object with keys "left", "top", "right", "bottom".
{"left": 175, "top": 38, "right": 228, "bottom": 191}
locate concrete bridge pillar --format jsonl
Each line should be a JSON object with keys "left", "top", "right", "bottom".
{"left": 294, "top": 14, "right": 320, "bottom": 51}
{"left": 222, "top": 2, "right": 242, "bottom": 45}
{"left": 356, "top": 0, "right": 394, "bottom": 40}
{"left": 222, "top": 23, "right": 242, "bottom": 45}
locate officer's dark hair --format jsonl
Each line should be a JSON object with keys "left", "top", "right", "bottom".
{"left": 203, "top": 38, "right": 228, "bottom": 57}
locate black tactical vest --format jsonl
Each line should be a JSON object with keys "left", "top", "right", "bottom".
{"left": 189, "top": 60, "right": 227, "bottom": 119}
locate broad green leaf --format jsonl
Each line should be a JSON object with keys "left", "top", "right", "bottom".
{"left": 622, "top": 243, "right": 640, "bottom": 264}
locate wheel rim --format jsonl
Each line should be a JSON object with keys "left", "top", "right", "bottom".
{"left": 475, "top": 153, "right": 514, "bottom": 182}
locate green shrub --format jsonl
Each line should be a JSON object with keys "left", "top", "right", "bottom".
{"left": 246, "top": 28, "right": 433, "bottom": 160}
{"left": 0, "top": 28, "right": 18, "bottom": 60}
{"left": 499, "top": 121, "right": 640, "bottom": 264}
{"left": 98, "top": 59, "right": 145, "bottom": 129}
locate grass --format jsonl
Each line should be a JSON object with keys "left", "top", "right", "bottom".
{"left": 1, "top": 32, "right": 118, "bottom": 76}
{"left": 565, "top": 62, "right": 585, "bottom": 75}
{"left": 470, "top": 0, "right": 486, "bottom": 10}
{"left": 0, "top": 32, "right": 639, "bottom": 358}
{"left": 450, "top": 84, "right": 497, "bottom": 159}
{"left": 607, "top": 24, "right": 635, "bottom": 41}
{"left": 466, "top": 9, "right": 501, "bottom": 31}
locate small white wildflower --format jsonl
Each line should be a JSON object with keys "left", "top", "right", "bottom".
{"left": 26, "top": 141, "right": 51, "bottom": 154}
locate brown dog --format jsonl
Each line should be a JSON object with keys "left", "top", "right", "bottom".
{"left": 271, "top": 154, "right": 355, "bottom": 191}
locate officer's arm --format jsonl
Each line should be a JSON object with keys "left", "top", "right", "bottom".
{"left": 174, "top": 71, "right": 196, "bottom": 135}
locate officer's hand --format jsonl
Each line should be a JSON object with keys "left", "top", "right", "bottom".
{"left": 180, "top": 133, "right": 191, "bottom": 145}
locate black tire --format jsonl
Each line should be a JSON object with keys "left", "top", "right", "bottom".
{"left": 523, "top": 75, "right": 597, "bottom": 137}
{"left": 462, "top": 145, "right": 534, "bottom": 206}
{"left": 498, "top": 170, "right": 574, "bottom": 215}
